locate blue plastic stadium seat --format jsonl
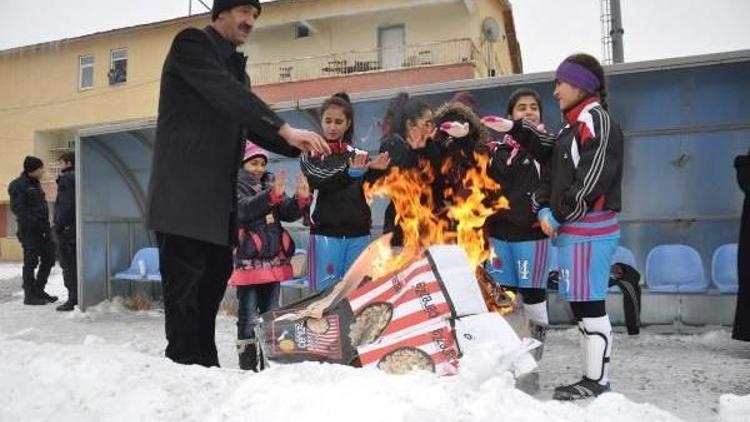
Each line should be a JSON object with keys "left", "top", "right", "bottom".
{"left": 611, "top": 246, "right": 637, "bottom": 269}
{"left": 114, "top": 247, "right": 161, "bottom": 282}
{"left": 712, "top": 244, "right": 738, "bottom": 294}
{"left": 609, "top": 246, "right": 638, "bottom": 292}
{"left": 282, "top": 248, "right": 309, "bottom": 288}
{"left": 645, "top": 244, "right": 708, "bottom": 293}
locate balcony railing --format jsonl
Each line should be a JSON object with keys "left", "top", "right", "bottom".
{"left": 249, "top": 38, "right": 489, "bottom": 86}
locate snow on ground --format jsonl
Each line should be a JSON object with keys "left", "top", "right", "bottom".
{"left": 0, "top": 262, "right": 748, "bottom": 422}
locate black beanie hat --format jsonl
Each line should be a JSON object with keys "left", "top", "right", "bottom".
{"left": 212, "top": 0, "right": 262, "bottom": 21}
{"left": 23, "top": 156, "right": 43, "bottom": 173}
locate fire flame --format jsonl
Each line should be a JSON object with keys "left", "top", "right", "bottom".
{"left": 365, "top": 151, "right": 509, "bottom": 276}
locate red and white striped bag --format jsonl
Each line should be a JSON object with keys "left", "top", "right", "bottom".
{"left": 357, "top": 318, "right": 460, "bottom": 376}
{"left": 346, "top": 245, "right": 488, "bottom": 349}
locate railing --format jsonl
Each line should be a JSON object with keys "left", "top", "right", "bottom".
{"left": 249, "top": 38, "right": 487, "bottom": 85}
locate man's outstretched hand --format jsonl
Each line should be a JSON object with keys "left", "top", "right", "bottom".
{"left": 279, "top": 124, "right": 331, "bottom": 155}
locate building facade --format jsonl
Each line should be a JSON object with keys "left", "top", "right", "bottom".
{"left": 0, "top": 0, "right": 520, "bottom": 259}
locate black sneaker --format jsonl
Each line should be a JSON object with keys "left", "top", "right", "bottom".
{"left": 56, "top": 301, "right": 76, "bottom": 312}
{"left": 553, "top": 377, "right": 610, "bottom": 401}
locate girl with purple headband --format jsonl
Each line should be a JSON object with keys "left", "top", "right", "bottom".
{"left": 482, "top": 53, "right": 623, "bottom": 400}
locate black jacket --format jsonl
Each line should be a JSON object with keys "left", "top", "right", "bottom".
{"left": 376, "top": 134, "right": 443, "bottom": 245}
{"left": 486, "top": 137, "right": 546, "bottom": 241}
{"left": 146, "top": 26, "right": 299, "bottom": 246}
{"left": 300, "top": 147, "right": 372, "bottom": 237}
{"left": 510, "top": 98, "right": 623, "bottom": 224}
{"left": 235, "top": 169, "right": 305, "bottom": 262}
{"left": 54, "top": 167, "right": 75, "bottom": 231}
{"left": 733, "top": 150, "right": 750, "bottom": 341}
{"left": 8, "top": 172, "right": 50, "bottom": 236}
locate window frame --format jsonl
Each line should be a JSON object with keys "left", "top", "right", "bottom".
{"left": 78, "top": 54, "right": 95, "bottom": 91}
{"left": 293, "top": 22, "right": 310, "bottom": 40}
{"left": 109, "top": 47, "right": 128, "bottom": 85}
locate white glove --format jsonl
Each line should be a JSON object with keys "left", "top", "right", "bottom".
{"left": 440, "top": 121, "right": 470, "bottom": 138}
{"left": 481, "top": 115, "right": 514, "bottom": 133}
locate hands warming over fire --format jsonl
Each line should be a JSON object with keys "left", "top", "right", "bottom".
{"left": 480, "top": 115, "right": 514, "bottom": 133}
{"left": 439, "top": 121, "right": 470, "bottom": 139}
{"left": 350, "top": 151, "right": 391, "bottom": 171}
{"left": 273, "top": 169, "right": 287, "bottom": 197}
{"left": 367, "top": 152, "right": 391, "bottom": 170}
{"left": 295, "top": 173, "right": 310, "bottom": 199}
{"left": 406, "top": 125, "right": 436, "bottom": 149}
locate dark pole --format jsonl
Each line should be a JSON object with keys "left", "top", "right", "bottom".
{"left": 610, "top": 0, "right": 625, "bottom": 63}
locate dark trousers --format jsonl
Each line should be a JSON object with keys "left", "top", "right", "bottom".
{"left": 20, "top": 229, "right": 56, "bottom": 294}
{"left": 733, "top": 197, "right": 750, "bottom": 341}
{"left": 236, "top": 283, "right": 280, "bottom": 340}
{"left": 156, "top": 232, "right": 233, "bottom": 367}
{"left": 57, "top": 229, "right": 78, "bottom": 304}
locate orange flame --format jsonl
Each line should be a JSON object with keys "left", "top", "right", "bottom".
{"left": 365, "top": 151, "right": 508, "bottom": 275}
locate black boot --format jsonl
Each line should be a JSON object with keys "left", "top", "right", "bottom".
{"left": 23, "top": 290, "right": 47, "bottom": 306}
{"left": 56, "top": 301, "right": 76, "bottom": 311}
{"left": 37, "top": 289, "right": 58, "bottom": 303}
{"left": 237, "top": 339, "right": 258, "bottom": 372}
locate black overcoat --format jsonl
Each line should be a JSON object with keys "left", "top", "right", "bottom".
{"left": 146, "top": 26, "right": 298, "bottom": 246}
{"left": 733, "top": 150, "right": 750, "bottom": 341}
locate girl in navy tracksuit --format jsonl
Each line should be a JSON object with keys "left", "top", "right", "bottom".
{"left": 300, "top": 92, "right": 389, "bottom": 291}
{"left": 484, "top": 88, "right": 552, "bottom": 364}
{"left": 483, "top": 54, "right": 623, "bottom": 400}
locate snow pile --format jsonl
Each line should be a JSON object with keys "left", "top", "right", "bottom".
{"left": 719, "top": 394, "right": 750, "bottom": 422}
{"left": 4, "top": 262, "right": 746, "bottom": 421}
{"left": 0, "top": 332, "right": 683, "bottom": 422}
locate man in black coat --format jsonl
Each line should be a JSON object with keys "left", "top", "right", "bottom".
{"left": 54, "top": 152, "right": 77, "bottom": 312}
{"left": 733, "top": 149, "right": 750, "bottom": 341}
{"left": 8, "top": 156, "right": 58, "bottom": 306}
{"left": 146, "top": 0, "right": 329, "bottom": 367}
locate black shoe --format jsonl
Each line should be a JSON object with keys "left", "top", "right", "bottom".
{"left": 56, "top": 301, "right": 76, "bottom": 312}
{"left": 37, "top": 290, "right": 58, "bottom": 303}
{"left": 23, "top": 292, "right": 48, "bottom": 306}
{"left": 553, "top": 377, "right": 610, "bottom": 401}
{"left": 237, "top": 340, "right": 258, "bottom": 372}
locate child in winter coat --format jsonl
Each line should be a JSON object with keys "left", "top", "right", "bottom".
{"left": 483, "top": 53, "right": 623, "bottom": 400}
{"left": 231, "top": 141, "right": 310, "bottom": 371}
{"left": 300, "top": 92, "right": 389, "bottom": 292}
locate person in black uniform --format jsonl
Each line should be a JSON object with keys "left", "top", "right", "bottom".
{"left": 54, "top": 152, "right": 77, "bottom": 312}
{"left": 8, "top": 156, "right": 58, "bottom": 306}
{"left": 733, "top": 148, "right": 750, "bottom": 341}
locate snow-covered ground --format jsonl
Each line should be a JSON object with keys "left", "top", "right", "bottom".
{"left": 0, "top": 262, "right": 748, "bottom": 422}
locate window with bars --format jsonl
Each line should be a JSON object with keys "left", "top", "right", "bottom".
{"left": 109, "top": 48, "right": 128, "bottom": 85}
{"left": 79, "top": 55, "right": 94, "bottom": 90}
{"left": 293, "top": 23, "right": 310, "bottom": 39}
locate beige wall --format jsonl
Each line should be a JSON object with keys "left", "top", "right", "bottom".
{"left": 245, "top": 2, "right": 478, "bottom": 62}
{"left": 0, "top": 0, "right": 518, "bottom": 202}
{"left": 244, "top": 0, "right": 515, "bottom": 77}
{"left": 0, "top": 17, "right": 208, "bottom": 202}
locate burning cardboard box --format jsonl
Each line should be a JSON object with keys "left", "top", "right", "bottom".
{"left": 256, "top": 239, "right": 537, "bottom": 377}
